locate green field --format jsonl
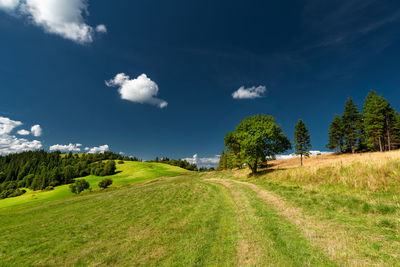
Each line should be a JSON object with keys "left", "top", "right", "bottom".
{"left": 0, "top": 161, "right": 189, "bottom": 210}
{"left": 1, "top": 157, "right": 400, "bottom": 266}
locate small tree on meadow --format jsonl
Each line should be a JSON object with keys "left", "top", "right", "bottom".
{"left": 98, "top": 178, "right": 113, "bottom": 189}
{"left": 70, "top": 179, "right": 90, "bottom": 194}
{"left": 294, "top": 119, "right": 312, "bottom": 166}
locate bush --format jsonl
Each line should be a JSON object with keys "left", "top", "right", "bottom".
{"left": 118, "top": 160, "right": 124, "bottom": 164}
{"left": 98, "top": 178, "right": 113, "bottom": 189}
{"left": 70, "top": 179, "right": 90, "bottom": 194}
{"left": 44, "top": 186, "right": 54, "bottom": 191}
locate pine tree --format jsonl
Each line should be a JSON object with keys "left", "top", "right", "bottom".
{"left": 326, "top": 114, "right": 344, "bottom": 152}
{"left": 342, "top": 97, "right": 362, "bottom": 153}
{"left": 294, "top": 119, "right": 311, "bottom": 166}
{"left": 362, "top": 90, "right": 388, "bottom": 152}
{"left": 217, "top": 151, "right": 227, "bottom": 171}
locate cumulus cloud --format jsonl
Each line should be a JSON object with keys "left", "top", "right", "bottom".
{"left": 0, "top": 116, "right": 42, "bottom": 155}
{"left": 85, "top": 144, "right": 109, "bottom": 154}
{"left": 106, "top": 73, "right": 168, "bottom": 108}
{"left": 183, "top": 154, "right": 220, "bottom": 168}
{"left": 30, "top": 124, "right": 42, "bottom": 137}
{"left": 49, "top": 143, "right": 82, "bottom": 152}
{"left": 17, "top": 129, "right": 30, "bottom": 135}
{"left": 0, "top": 0, "right": 106, "bottom": 44}
{"left": 275, "top": 150, "right": 331, "bottom": 160}
{"left": 0, "top": 0, "right": 19, "bottom": 9}
{"left": 95, "top": 24, "right": 107, "bottom": 33}
{"left": 0, "top": 116, "right": 22, "bottom": 135}
{"left": 232, "top": 85, "right": 267, "bottom": 99}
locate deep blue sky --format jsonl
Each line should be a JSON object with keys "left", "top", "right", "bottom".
{"left": 1, "top": 0, "right": 400, "bottom": 161}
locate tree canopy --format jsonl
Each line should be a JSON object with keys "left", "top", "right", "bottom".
{"left": 223, "top": 115, "right": 291, "bottom": 174}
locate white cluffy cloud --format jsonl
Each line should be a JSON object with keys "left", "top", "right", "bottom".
{"left": 183, "top": 154, "right": 220, "bottom": 168}
{"left": 0, "top": 0, "right": 19, "bottom": 9}
{"left": 85, "top": 144, "right": 109, "bottom": 154}
{"left": 17, "top": 129, "right": 30, "bottom": 135}
{"left": 106, "top": 73, "right": 168, "bottom": 108}
{"left": 95, "top": 24, "right": 107, "bottom": 33}
{"left": 0, "top": 0, "right": 106, "bottom": 44}
{"left": 275, "top": 150, "right": 331, "bottom": 160}
{"left": 0, "top": 116, "right": 42, "bottom": 155}
{"left": 30, "top": 124, "right": 42, "bottom": 137}
{"left": 50, "top": 143, "right": 82, "bottom": 152}
{"left": 232, "top": 85, "right": 267, "bottom": 99}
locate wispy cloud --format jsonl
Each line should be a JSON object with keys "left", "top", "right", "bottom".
{"left": 85, "top": 144, "right": 109, "bottom": 154}
{"left": 232, "top": 86, "right": 266, "bottom": 99}
{"left": 183, "top": 154, "right": 220, "bottom": 168}
{"left": 50, "top": 143, "right": 82, "bottom": 152}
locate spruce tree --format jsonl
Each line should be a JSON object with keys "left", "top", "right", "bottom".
{"left": 342, "top": 97, "right": 361, "bottom": 153}
{"left": 294, "top": 119, "right": 311, "bottom": 166}
{"left": 326, "top": 114, "right": 344, "bottom": 152}
{"left": 362, "top": 90, "right": 388, "bottom": 151}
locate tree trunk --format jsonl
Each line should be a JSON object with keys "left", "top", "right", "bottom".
{"left": 351, "top": 144, "right": 355, "bottom": 154}
{"left": 387, "top": 119, "right": 392, "bottom": 151}
{"left": 300, "top": 154, "right": 303, "bottom": 166}
{"left": 379, "top": 137, "right": 383, "bottom": 152}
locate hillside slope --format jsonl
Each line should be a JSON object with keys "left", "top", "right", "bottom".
{"left": 1, "top": 153, "right": 400, "bottom": 266}
{"left": 0, "top": 161, "right": 189, "bottom": 210}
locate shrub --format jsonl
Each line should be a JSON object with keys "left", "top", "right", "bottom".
{"left": 70, "top": 179, "right": 90, "bottom": 194}
{"left": 118, "top": 160, "right": 124, "bottom": 164}
{"left": 98, "top": 178, "right": 113, "bottom": 189}
{"left": 44, "top": 186, "right": 54, "bottom": 191}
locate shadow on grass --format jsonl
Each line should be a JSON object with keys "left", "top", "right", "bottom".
{"left": 248, "top": 168, "right": 287, "bottom": 178}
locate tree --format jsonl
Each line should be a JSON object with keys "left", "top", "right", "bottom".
{"left": 70, "top": 179, "right": 90, "bottom": 194}
{"left": 103, "top": 161, "right": 116, "bottom": 176}
{"left": 217, "top": 151, "right": 227, "bottom": 171}
{"left": 326, "top": 114, "right": 344, "bottom": 152}
{"left": 363, "top": 90, "right": 388, "bottom": 152}
{"left": 342, "top": 97, "right": 362, "bottom": 153}
{"left": 98, "top": 178, "right": 113, "bottom": 189}
{"left": 227, "top": 115, "right": 291, "bottom": 174}
{"left": 294, "top": 119, "right": 311, "bottom": 166}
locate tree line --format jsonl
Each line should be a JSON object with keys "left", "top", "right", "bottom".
{"left": 151, "top": 157, "right": 198, "bottom": 171}
{"left": 218, "top": 90, "right": 399, "bottom": 173}
{"left": 327, "top": 90, "right": 400, "bottom": 153}
{"left": 0, "top": 151, "right": 133, "bottom": 199}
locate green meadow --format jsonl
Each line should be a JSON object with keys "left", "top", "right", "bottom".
{"left": 1, "top": 154, "right": 400, "bottom": 266}
{"left": 0, "top": 161, "right": 188, "bottom": 210}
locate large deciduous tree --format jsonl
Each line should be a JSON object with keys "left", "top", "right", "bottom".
{"left": 225, "top": 115, "right": 291, "bottom": 174}
{"left": 294, "top": 119, "right": 311, "bottom": 166}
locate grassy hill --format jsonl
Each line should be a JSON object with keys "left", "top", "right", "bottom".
{"left": 0, "top": 161, "right": 189, "bottom": 210}
{"left": 1, "top": 153, "right": 400, "bottom": 265}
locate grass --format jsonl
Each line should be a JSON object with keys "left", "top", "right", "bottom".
{"left": 2, "top": 151, "right": 400, "bottom": 265}
{"left": 0, "top": 161, "right": 189, "bottom": 210}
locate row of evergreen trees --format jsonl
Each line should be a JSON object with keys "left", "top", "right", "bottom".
{"left": 327, "top": 90, "right": 400, "bottom": 153}
{"left": 152, "top": 157, "right": 198, "bottom": 171}
{"left": 0, "top": 150, "right": 131, "bottom": 199}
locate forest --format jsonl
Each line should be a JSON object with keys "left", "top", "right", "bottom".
{"left": 0, "top": 151, "right": 136, "bottom": 199}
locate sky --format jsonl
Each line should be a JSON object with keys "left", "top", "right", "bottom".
{"left": 1, "top": 0, "right": 400, "bottom": 167}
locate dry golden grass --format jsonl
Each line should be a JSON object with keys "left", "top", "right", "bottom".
{"left": 250, "top": 150, "right": 400, "bottom": 192}
{"left": 269, "top": 150, "right": 400, "bottom": 170}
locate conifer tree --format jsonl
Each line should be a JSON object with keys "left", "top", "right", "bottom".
{"left": 342, "top": 97, "right": 362, "bottom": 153}
{"left": 326, "top": 114, "right": 344, "bottom": 152}
{"left": 294, "top": 119, "right": 311, "bottom": 166}
{"left": 363, "top": 90, "right": 388, "bottom": 152}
